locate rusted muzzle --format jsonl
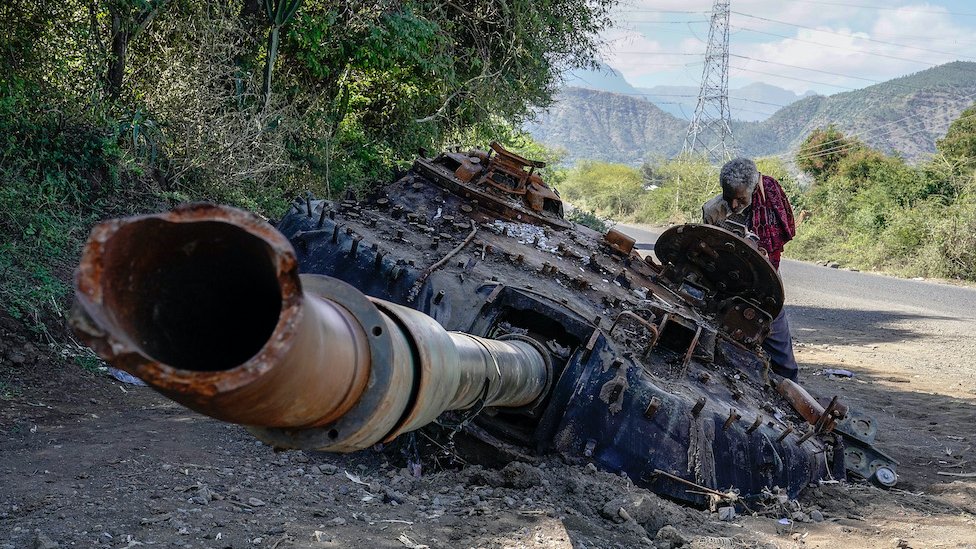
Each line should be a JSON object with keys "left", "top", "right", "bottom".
{"left": 71, "top": 204, "right": 549, "bottom": 451}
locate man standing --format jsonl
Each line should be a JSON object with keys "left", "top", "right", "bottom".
{"left": 702, "top": 158, "right": 798, "bottom": 380}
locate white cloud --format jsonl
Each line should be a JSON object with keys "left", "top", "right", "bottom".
{"left": 731, "top": 4, "right": 976, "bottom": 93}
{"left": 602, "top": 2, "right": 976, "bottom": 93}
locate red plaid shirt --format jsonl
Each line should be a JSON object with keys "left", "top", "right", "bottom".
{"left": 750, "top": 174, "right": 796, "bottom": 269}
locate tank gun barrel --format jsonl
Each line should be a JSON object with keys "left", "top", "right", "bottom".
{"left": 70, "top": 204, "right": 549, "bottom": 452}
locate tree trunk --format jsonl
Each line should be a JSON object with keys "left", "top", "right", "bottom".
{"left": 262, "top": 26, "right": 280, "bottom": 109}
{"left": 106, "top": 9, "right": 128, "bottom": 99}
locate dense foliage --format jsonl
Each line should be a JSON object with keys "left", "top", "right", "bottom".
{"left": 791, "top": 116, "right": 976, "bottom": 280}
{"left": 0, "top": 0, "right": 614, "bottom": 331}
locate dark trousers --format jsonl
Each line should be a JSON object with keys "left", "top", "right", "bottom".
{"left": 763, "top": 308, "right": 798, "bottom": 380}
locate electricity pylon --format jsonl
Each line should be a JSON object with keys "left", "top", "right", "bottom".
{"left": 683, "top": 0, "right": 734, "bottom": 163}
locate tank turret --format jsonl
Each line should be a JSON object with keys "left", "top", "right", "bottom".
{"left": 71, "top": 145, "right": 899, "bottom": 506}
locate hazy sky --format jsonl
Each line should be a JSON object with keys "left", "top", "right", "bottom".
{"left": 601, "top": 1, "right": 976, "bottom": 103}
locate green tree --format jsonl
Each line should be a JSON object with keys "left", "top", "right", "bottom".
{"left": 936, "top": 102, "right": 976, "bottom": 165}
{"left": 796, "top": 125, "right": 862, "bottom": 182}
{"left": 561, "top": 161, "right": 643, "bottom": 218}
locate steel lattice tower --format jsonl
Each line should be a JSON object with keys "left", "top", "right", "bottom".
{"left": 683, "top": 0, "right": 734, "bottom": 162}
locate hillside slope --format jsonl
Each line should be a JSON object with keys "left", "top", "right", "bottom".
{"left": 524, "top": 88, "right": 686, "bottom": 164}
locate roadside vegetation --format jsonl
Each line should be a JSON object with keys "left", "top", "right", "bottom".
{"left": 0, "top": 0, "right": 614, "bottom": 335}
{"left": 556, "top": 106, "right": 976, "bottom": 282}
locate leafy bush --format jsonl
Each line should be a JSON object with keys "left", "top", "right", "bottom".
{"left": 0, "top": 82, "right": 134, "bottom": 331}
{"left": 791, "top": 123, "right": 976, "bottom": 280}
{"left": 567, "top": 209, "right": 610, "bottom": 233}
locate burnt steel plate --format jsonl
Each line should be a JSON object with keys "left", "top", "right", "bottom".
{"left": 656, "top": 224, "right": 783, "bottom": 317}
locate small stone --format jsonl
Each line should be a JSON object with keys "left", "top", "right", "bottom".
{"left": 247, "top": 497, "right": 266, "bottom": 507}
{"left": 792, "top": 511, "right": 809, "bottom": 523}
{"left": 384, "top": 488, "right": 407, "bottom": 505}
{"left": 328, "top": 517, "right": 346, "bottom": 526}
{"left": 503, "top": 496, "right": 516, "bottom": 507}
{"left": 8, "top": 352, "right": 26, "bottom": 366}
{"left": 33, "top": 533, "right": 59, "bottom": 549}
{"left": 321, "top": 464, "right": 338, "bottom": 475}
{"left": 718, "top": 506, "right": 736, "bottom": 521}
{"left": 310, "top": 465, "right": 322, "bottom": 475}
{"left": 810, "top": 509, "right": 824, "bottom": 522}
{"left": 654, "top": 525, "right": 685, "bottom": 549}
{"left": 585, "top": 463, "right": 598, "bottom": 474}
{"left": 312, "top": 531, "right": 332, "bottom": 542}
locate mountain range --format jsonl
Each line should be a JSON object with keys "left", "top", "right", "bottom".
{"left": 564, "top": 63, "right": 816, "bottom": 122}
{"left": 532, "top": 61, "right": 976, "bottom": 164}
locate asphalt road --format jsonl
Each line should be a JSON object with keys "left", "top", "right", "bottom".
{"left": 616, "top": 223, "right": 976, "bottom": 319}
{"left": 615, "top": 223, "right": 976, "bottom": 378}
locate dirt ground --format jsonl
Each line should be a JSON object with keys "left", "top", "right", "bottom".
{"left": 2, "top": 284, "right": 975, "bottom": 549}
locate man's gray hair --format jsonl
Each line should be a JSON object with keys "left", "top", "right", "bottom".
{"left": 720, "top": 158, "right": 760, "bottom": 195}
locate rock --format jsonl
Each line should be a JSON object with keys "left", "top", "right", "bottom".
{"left": 718, "top": 506, "right": 736, "bottom": 521}
{"left": 328, "top": 517, "right": 346, "bottom": 526}
{"left": 321, "top": 464, "right": 338, "bottom": 475}
{"left": 810, "top": 509, "right": 824, "bottom": 522}
{"left": 585, "top": 463, "right": 598, "bottom": 474}
{"left": 8, "top": 352, "right": 26, "bottom": 366}
{"left": 792, "top": 511, "right": 810, "bottom": 523}
{"left": 466, "top": 467, "right": 504, "bottom": 488}
{"left": 828, "top": 262, "right": 840, "bottom": 269}
{"left": 247, "top": 497, "right": 266, "bottom": 507}
{"left": 313, "top": 531, "right": 332, "bottom": 542}
{"left": 384, "top": 488, "right": 408, "bottom": 505}
{"left": 654, "top": 525, "right": 685, "bottom": 549}
{"left": 499, "top": 462, "right": 544, "bottom": 489}
{"left": 503, "top": 496, "right": 516, "bottom": 507}
{"left": 34, "top": 533, "right": 59, "bottom": 549}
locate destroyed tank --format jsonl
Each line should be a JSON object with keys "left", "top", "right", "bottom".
{"left": 70, "top": 141, "right": 898, "bottom": 507}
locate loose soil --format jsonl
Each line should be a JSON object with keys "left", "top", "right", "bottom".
{"left": 2, "top": 276, "right": 975, "bottom": 549}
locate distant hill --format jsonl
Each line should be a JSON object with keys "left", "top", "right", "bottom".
{"left": 563, "top": 62, "right": 642, "bottom": 97}
{"left": 737, "top": 62, "right": 976, "bottom": 159}
{"left": 530, "top": 61, "right": 976, "bottom": 163}
{"left": 523, "top": 88, "right": 686, "bottom": 164}
{"left": 565, "top": 63, "right": 812, "bottom": 122}
{"left": 637, "top": 82, "right": 815, "bottom": 122}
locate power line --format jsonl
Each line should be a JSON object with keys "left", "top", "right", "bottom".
{"left": 729, "top": 54, "right": 884, "bottom": 84}
{"left": 731, "top": 11, "right": 976, "bottom": 61}
{"left": 731, "top": 25, "right": 945, "bottom": 66}
{"left": 614, "top": 9, "right": 710, "bottom": 15}
{"left": 617, "top": 20, "right": 710, "bottom": 24}
{"left": 783, "top": 99, "right": 976, "bottom": 162}
{"left": 785, "top": 0, "right": 976, "bottom": 18}
{"left": 612, "top": 51, "right": 705, "bottom": 56}
{"left": 790, "top": 90, "right": 976, "bottom": 158}
{"left": 789, "top": 110, "right": 965, "bottom": 163}
{"left": 730, "top": 65, "right": 859, "bottom": 90}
